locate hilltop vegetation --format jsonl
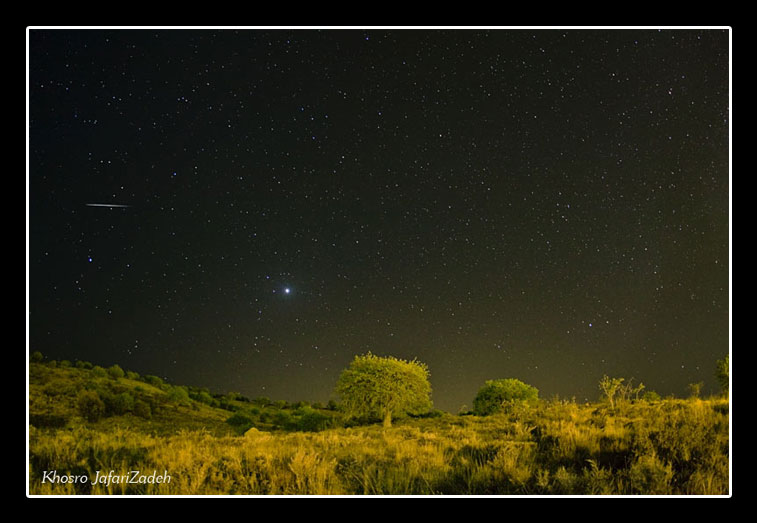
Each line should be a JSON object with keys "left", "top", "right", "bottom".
{"left": 28, "top": 356, "right": 729, "bottom": 495}
{"left": 29, "top": 358, "right": 345, "bottom": 437}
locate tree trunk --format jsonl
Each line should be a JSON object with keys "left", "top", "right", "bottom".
{"left": 383, "top": 410, "right": 392, "bottom": 428}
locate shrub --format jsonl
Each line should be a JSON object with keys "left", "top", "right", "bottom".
{"left": 77, "top": 390, "right": 105, "bottom": 422}
{"left": 126, "top": 371, "right": 140, "bottom": 380}
{"left": 133, "top": 399, "right": 152, "bottom": 419}
{"left": 29, "top": 414, "right": 68, "bottom": 428}
{"left": 628, "top": 455, "right": 674, "bottom": 494}
{"left": 42, "top": 379, "right": 75, "bottom": 397}
{"left": 76, "top": 360, "right": 93, "bottom": 370}
{"left": 91, "top": 366, "right": 108, "bottom": 378}
{"left": 273, "top": 410, "right": 293, "bottom": 429}
{"left": 111, "top": 392, "right": 135, "bottom": 415}
{"left": 167, "top": 386, "right": 190, "bottom": 405}
{"left": 144, "top": 375, "right": 164, "bottom": 388}
{"left": 294, "top": 407, "right": 333, "bottom": 432}
{"left": 226, "top": 413, "right": 255, "bottom": 433}
{"left": 107, "top": 364, "right": 125, "bottom": 379}
{"left": 642, "top": 391, "right": 661, "bottom": 402}
{"left": 30, "top": 351, "right": 44, "bottom": 363}
{"left": 473, "top": 379, "right": 539, "bottom": 415}
{"left": 253, "top": 396, "right": 272, "bottom": 407}
{"left": 688, "top": 382, "right": 704, "bottom": 399}
{"left": 192, "top": 391, "right": 215, "bottom": 405}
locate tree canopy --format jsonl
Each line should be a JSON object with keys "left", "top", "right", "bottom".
{"left": 473, "top": 378, "right": 539, "bottom": 415}
{"left": 335, "top": 353, "right": 432, "bottom": 427}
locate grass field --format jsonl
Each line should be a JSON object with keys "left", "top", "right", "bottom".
{"left": 27, "top": 361, "right": 730, "bottom": 495}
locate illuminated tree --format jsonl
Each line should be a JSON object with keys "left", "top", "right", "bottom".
{"left": 472, "top": 378, "right": 539, "bottom": 415}
{"left": 335, "top": 353, "right": 432, "bottom": 428}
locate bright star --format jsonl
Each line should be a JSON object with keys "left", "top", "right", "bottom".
{"left": 284, "top": 288, "right": 291, "bottom": 294}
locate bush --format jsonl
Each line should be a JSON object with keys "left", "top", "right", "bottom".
{"left": 168, "top": 386, "right": 190, "bottom": 405}
{"left": 226, "top": 413, "right": 255, "bottom": 434}
{"left": 688, "top": 382, "right": 704, "bottom": 399}
{"left": 110, "top": 392, "right": 135, "bottom": 415}
{"left": 77, "top": 390, "right": 105, "bottom": 422}
{"left": 253, "top": 396, "right": 272, "bottom": 407}
{"left": 91, "top": 366, "right": 108, "bottom": 378}
{"left": 107, "top": 364, "right": 125, "bottom": 379}
{"left": 76, "top": 360, "right": 93, "bottom": 370}
{"left": 473, "top": 379, "right": 539, "bottom": 415}
{"left": 293, "top": 407, "right": 333, "bottom": 432}
{"left": 191, "top": 391, "right": 215, "bottom": 405}
{"left": 126, "top": 371, "right": 140, "bottom": 380}
{"left": 273, "top": 410, "right": 293, "bottom": 429}
{"left": 133, "top": 399, "right": 152, "bottom": 419}
{"left": 642, "top": 391, "right": 662, "bottom": 402}
{"left": 29, "top": 414, "right": 68, "bottom": 428}
{"left": 628, "top": 455, "right": 674, "bottom": 494}
{"left": 42, "top": 379, "right": 77, "bottom": 397}
{"left": 144, "top": 375, "right": 164, "bottom": 388}
{"left": 30, "top": 351, "right": 44, "bottom": 363}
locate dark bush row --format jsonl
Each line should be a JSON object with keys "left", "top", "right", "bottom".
{"left": 76, "top": 389, "right": 153, "bottom": 422}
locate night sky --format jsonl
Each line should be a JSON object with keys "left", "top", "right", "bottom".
{"left": 28, "top": 28, "right": 730, "bottom": 412}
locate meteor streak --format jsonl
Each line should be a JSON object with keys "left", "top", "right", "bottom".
{"left": 85, "top": 203, "right": 131, "bottom": 208}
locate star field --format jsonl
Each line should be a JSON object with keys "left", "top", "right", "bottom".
{"left": 28, "top": 28, "right": 730, "bottom": 411}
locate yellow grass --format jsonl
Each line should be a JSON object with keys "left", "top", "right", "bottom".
{"left": 29, "top": 397, "right": 729, "bottom": 495}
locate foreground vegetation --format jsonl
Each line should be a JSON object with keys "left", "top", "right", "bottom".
{"left": 28, "top": 359, "right": 729, "bottom": 495}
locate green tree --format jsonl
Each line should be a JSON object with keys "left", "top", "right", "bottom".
{"left": 30, "top": 351, "right": 44, "bottom": 363}
{"left": 472, "top": 378, "right": 539, "bottom": 416}
{"left": 716, "top": 355, "right": 729, "bottom": 398}
{"left": 336, "top": 352, "right": 432, "bottom": 428}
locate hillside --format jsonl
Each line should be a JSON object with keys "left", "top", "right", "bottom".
{"left": 28, "top": 360, "right": 342, "bottom": 437}
{"left": 28, "top": 359, "right": 730, "bottom": 495}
